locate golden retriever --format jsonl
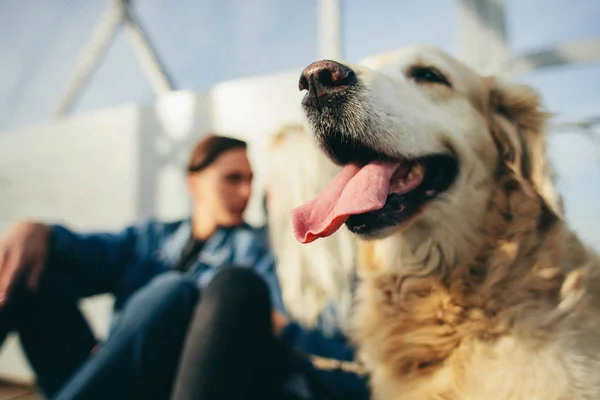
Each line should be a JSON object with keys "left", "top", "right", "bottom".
{"left": 291, "top": 44, "right": 600, "bottom": 400}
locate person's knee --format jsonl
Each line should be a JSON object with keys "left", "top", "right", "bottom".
{"left": 150, "top": 271, "right": 196, "bottom": 292}
{"left": 128, "top": 272, "right": 198, "bottom": 311}
{"left": 204, "top": 266, "right": 270, "bottom": 309}
{"left": 113, "top": 272, "right": 199, "bottom": 344}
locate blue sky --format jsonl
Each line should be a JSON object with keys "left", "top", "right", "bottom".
{"left": 0, "top": 0, "right": 599, "bottom": 130}
{"left": 0, "top": 0, "right": 598, "bottom": 245}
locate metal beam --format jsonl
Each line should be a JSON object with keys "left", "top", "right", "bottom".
{"left": 458, "top": 0, "right": 511, "bottom": 74}
{"left": 317, "top": 0, "right": 343, "bottom": 60}
{"left": 54, "top": 0, "right": 173, "bottom": 117}
{"left": 54, "top": 0, "right": 124, "bottom": 116}
{"left": 550, "top": 116, "right": 600, "bottom": 133}
{"left": 123, "top": 11, "right": 173, "bottom": 95}
{"left": 506, "top": 39, "right": 600, "bottom": 77}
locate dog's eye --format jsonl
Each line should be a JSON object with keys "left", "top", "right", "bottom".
{"left": 408, "top": 66, "right": 451, "bottom": 87}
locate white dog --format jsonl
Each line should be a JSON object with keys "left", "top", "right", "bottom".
{"left": 267, "top": 124, "right": 356, "bottom": 331}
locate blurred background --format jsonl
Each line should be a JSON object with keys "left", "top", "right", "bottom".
{"left": 0, "top": 0, "right": 598, "bottom": 386}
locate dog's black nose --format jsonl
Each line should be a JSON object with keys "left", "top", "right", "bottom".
{"left": 299, "top": 60, "right": 356, "bottom": 107}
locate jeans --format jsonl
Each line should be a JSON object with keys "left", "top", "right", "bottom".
{"left": 0, "top": 266, "right": 327, "bottom": 400}
{"left": 0, "top": 267, "right": 197, "bottom": 400}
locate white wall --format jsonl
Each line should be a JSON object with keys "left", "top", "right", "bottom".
{"left": 210, "top": 70, "right": 306, "bottom": 224}
{"left": 0, "top": 103, "right": 144, "bottom": 382}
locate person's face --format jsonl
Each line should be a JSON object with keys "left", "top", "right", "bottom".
{"left": 187, "top": 148, "right": 253, "bottom": 226}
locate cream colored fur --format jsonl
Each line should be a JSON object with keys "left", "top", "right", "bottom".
{"left": 267, "top": 125, "right": 356, "bottom": 331}
{"left": 300, "top": 45, "right": 600, "bottom": 399}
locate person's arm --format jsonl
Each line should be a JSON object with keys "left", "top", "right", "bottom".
{"left": 234, "top": 228, "right": 288, "bottom": 314}
{"left": 249, "top": 249, "right": 288, "bottom": 315}
{"left": 242, "top": 229, "right": 355, "bottom": 359}
{"left": 46, "top": 221, "right": 148, "bottom": 297}
{"left": 278, "top": 321, "right": 356, "bottom": 361}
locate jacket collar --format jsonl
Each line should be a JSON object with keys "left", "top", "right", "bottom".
{"left": 160, "top": 218, "right": 252, "bottom": 268}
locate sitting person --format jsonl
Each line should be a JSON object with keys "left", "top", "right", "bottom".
{"left": 0, "top": 134, "right": 291, "bottom": 399}
{"left": 170, "top": 125, "right": 369, "bottom": 400}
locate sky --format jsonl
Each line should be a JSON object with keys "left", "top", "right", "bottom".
{"left": 0, "top": 0, "right": 598, "bottom": 244}
{"left": 0, "top": 0, "right": 599, "bottom": 130}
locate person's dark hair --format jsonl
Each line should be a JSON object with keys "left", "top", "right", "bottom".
{"left": 187, "top": 134, "right": 247, "bottom": 173}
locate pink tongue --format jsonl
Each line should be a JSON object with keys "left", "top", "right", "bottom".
{"left": 291, "top": 160, "right": 400, "bottom": 244}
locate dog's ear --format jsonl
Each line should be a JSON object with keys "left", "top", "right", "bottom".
{"left": 487, "top": 78, "right": 563, "bottom": 217}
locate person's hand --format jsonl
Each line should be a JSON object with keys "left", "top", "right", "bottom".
{"left": 271, "top": 310, "right": 289, "bottom": 335}
{"left": 0, "top": 221, "right": 50, "bottom": 306}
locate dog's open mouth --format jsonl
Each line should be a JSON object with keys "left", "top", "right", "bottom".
{"left": 291, "top": 137, "right": 458, "bottom": 243}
